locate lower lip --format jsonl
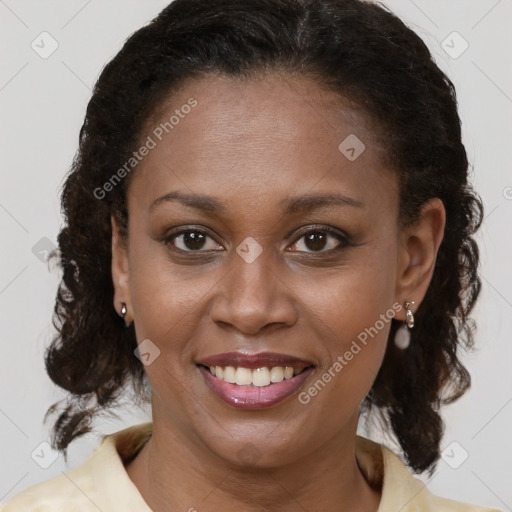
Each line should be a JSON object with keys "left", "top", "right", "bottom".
{"left": 198, "top": 366, "right": 313, "bottom": 409}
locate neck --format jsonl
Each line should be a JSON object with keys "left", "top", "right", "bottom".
{"left": 126, "top": 419, "right": 381, "bottom": 512}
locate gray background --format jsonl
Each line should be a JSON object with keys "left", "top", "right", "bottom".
{"left": 1, "top": 0, "right": 511, "bottom": 508}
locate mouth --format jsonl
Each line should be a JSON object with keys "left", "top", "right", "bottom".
{"left": 197, "top": 352, "right": 315, "bottom": 409}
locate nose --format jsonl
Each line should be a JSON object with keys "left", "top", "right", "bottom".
{"left": 209, "top": 247, "right": 298, "bottom": 335}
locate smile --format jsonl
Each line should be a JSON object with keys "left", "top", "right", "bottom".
{"left": 197, "top": 352, "right": 315, "bottom": 409}
{"left": 206, "top": 365, "right": 306, "bottom": 387}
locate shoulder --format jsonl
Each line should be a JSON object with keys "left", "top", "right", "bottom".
{"left": 0, "top": 465, "right": 97, "bottom": 512}
{"left": 1, "top": 423, "right": 153, "bottom": 512}
{"left": 356, "top": 436, "right": 502, "bottom": 512}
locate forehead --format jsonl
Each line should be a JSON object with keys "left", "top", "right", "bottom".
{"left": 129, "top": 73, "right": 397, "bottom": 218}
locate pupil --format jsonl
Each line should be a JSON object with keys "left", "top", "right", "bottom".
{"left": 184, "top": 232, "right": 205, "bottom": 250}
{"left": 305, "top": 232, "right": 326, "bottom": 251}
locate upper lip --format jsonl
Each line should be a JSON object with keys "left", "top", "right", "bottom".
{"left": 198, "top": 351, "right": 315, "bottom": 370}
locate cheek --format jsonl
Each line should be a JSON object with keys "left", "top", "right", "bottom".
{"left": 126, "top": 239, "right": 210, "bottom": 360}
{"left": 126, "top": 244, "right": 210, "bottom": 418}
{"left": 296, "top": 241, "right": 397, "bottom": 407}
{"left": 305, "top": 237, "right": 396, "bottom": 343}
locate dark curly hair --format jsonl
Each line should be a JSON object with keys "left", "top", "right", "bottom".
{"left": 44, "top": 0, "right": 483, "bottom": 474}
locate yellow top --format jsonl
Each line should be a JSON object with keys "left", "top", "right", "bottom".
{"left": 1, "top": 422, "right": 500, "bottom": 511}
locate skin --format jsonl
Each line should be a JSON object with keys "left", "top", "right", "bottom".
{"left": 112, "top": 73, "right": 446, "bottom": 512}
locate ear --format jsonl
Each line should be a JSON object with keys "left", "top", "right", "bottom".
{"left": 394, "top": 198, "right": 446, "bottom": 320}
{"left": 111, "top": 215, "right": 132, "bottom": 323}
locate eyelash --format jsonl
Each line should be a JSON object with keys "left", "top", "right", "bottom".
{"left": 161, "top": 225, "right": 351, "bottom": 255}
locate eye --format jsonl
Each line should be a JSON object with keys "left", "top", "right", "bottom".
{"left": 165, "top": 228, "right": 223, "bottom": 252}
{"left": 288, "top": 226, "right": 348, "bottom": 253}
{"left": 162, "top": 225, "right": 350, "bottom": 254}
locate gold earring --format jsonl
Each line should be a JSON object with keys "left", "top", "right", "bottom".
{"left": 405, "top": 301, "right": 415, "bottom": 328}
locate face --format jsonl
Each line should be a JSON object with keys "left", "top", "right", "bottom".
{"left": 112, "top": 73, "right": 443, "bottom": 467}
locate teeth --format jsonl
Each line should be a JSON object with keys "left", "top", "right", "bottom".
{"left": 253, "top": 367, "right": 270, "bottom": 387}
{"left": 206, "top": 365, "right": 306, "bottom": 387}
{"left": 235, "top": 367, "right": 252, "bottom": 386}
{"left": 269, "top": 366, "right": 284, "bottom": 383}
{"left": 224, "top": 366, "right": 236, "bottom": 383}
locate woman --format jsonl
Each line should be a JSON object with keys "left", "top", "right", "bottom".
{"left": 1, "top": 0, "right": 501, "bottom": 510}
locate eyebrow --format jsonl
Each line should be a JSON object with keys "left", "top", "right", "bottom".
{"left": 150, "top": 191, "right": 227, "bottom": 214}
{"left": 149, "top": 190, "right": 365, "bottom": 215}
{"left": 281, "top": 192, "right": 365, "bottom": 215}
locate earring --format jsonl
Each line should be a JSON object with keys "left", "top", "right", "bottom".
{"left": 394, "top": 301, "right": 415, "bottom": 350}
{"left": 119, "top": 302, "right": 132, "bottom": 327}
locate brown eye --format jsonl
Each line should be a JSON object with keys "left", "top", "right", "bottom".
{"left": 304, "top": 231, "right": 329, "bottom": 251}
{"left": 166, "top": 229, "right": 223, "bottom": 252}
{"left": 289, "top": 227, "right": 348, "bottom": 253}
